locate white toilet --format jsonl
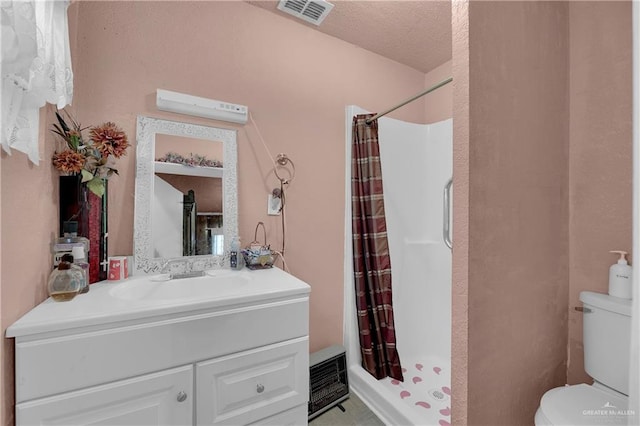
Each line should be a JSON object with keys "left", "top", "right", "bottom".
{"left": 535, "top": 291, "right": 632, "bottom": 425}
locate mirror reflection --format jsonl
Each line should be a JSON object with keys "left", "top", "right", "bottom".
{"left": 134, "top": 116, "right": 238, "bottom": 274}
{"left": 152, "top": 134, "right": 224, "bottom": 258}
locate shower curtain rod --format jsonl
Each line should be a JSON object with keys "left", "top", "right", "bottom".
{"left": 365, "top": 77, "right": 453, "bottom": 124}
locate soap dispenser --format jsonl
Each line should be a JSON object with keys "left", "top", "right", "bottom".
{"left": 608, "top": 250, "right": 632, "bottom": 299}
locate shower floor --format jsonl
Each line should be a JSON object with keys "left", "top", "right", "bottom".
{"left": 379, "top": 356, "right": 451, "bottom": 426}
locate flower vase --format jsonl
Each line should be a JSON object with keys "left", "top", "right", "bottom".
{"left": 59, "top": 176, "right": 108, "bottom": 283}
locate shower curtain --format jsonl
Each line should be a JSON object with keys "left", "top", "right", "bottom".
{"left": 351, "top": 114, "right": 403, "bottom": 382}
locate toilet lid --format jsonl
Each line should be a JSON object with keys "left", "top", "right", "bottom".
{"left": 539, "top": 384, "right": 629, "bottom": 425}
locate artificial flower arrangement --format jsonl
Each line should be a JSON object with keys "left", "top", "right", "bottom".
{"left": 155, "top": 151, "right": 222, "bottom": 168}
{"left": 51, "top": 111, "right": 129, "bottom": 197}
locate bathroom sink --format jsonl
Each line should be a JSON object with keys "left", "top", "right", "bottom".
{"left": 109, "top": 271, "right": 251, "bottom": 302}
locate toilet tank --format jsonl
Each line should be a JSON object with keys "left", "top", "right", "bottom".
{"left": 580, "top": 291, "right": 632, "bottom": 395}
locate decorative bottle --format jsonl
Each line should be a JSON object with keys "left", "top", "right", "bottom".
{"left": 48, "top": 260, "right": 84, "bottom": 302}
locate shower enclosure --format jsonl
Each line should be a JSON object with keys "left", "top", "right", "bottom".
{"left": 344, "top": 106, "right": 453, "bottom": 425}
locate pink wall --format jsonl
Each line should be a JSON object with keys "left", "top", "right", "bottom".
{"left": 424, "top": 60, "right": 453, "bottom": 124}
{"left": 453, "top": 2, "right": 632, "bottom": 423}
{"left": 464, "top": 2, "right": 570, "bottom": 424}
{"left": 155, "top": 135, "right": 223, "bottom": 163}
{"left": 451, "top": 1, "right": 470, "bottom": 423}
{"left": 157, "top": 174, "right": 222, "bottom": 213}
{"left": 567, "top": 1, "right": 633, "bottom": 385}
{"left": 1, "top": 107, "right": 59, "bottom": 426}
{"left": 1, "top": 5, "right": 81, "bottom": 423}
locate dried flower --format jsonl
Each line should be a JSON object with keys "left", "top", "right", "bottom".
{"left": 51, "top": 110, "right": 129, "bottom": 197}
{"left": 89, "top": 122, "right": 129, "bottom": 158}
{"left": 52, "top": 150, "right": 85, "bottom": 174}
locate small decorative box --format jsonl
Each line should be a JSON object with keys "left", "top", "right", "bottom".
{"left": 108, "top": 256, "right": 128, "bottom": 281}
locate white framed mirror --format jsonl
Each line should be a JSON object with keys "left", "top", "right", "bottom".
{"left": 134, "top": 116, "right": 237, "bottom": 274}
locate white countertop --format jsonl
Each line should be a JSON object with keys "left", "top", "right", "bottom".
{"left": 6, "top": 267, "right": 310, "bottom": 339}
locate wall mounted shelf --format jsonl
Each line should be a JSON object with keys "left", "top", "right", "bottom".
{"left": 154, "top": 162, "right": 223, "bottom": 178}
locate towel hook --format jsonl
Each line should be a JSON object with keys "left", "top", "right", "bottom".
{"left": 274, "top": 153, "right": 296, "bottom": 185}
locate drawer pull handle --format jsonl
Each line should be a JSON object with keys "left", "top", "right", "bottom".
{"left": 256, "top": 384, "right": 265, "bottom": 394}
{"left": 177, "top": 391, "right": 188, "bottom": 402}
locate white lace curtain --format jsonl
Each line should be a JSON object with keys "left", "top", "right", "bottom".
{"left": 1, "top": 0, "right": 73, "bottom": 164}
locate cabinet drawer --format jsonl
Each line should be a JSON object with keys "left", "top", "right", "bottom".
{"left": 17, "top": 365, "right": 193, "bottom": 426}
{"left": 197, "top": 337, "right": 308, "bottom": 425}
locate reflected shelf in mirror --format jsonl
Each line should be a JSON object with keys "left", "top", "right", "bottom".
{"left": 154, "top": 161, "right": 223, "bottom": 178}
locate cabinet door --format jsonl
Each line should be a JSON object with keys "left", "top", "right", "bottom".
{"left": 17, "top": 365, "right": 193, "bottom": 426}
{"left": 197, "top": 337, "right": 308, "bottom": 425}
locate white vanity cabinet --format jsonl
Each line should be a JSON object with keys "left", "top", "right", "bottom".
{"left": 7, "top": 268, "right": 311, "bottom": 426}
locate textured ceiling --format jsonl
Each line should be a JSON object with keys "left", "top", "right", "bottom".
{"left": 246, "top": 1, "right": 452, "bottom": 73}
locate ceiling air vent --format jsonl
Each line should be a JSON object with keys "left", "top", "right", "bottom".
{"left": 277, "top": 0, "right": 334, "bottom": 26}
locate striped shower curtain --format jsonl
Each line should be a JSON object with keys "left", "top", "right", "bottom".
{"left": 351, "top": 114, "right": 404, "bottom": 382}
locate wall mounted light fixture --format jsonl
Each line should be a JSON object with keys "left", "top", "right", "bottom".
{"left": 156, "top": 89, "right": 249, "bottom": 124}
